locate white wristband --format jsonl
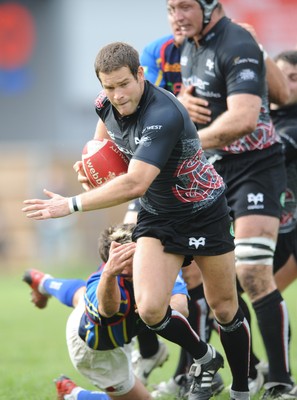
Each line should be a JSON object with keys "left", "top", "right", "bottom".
{"left": 75, "top": 195, "right": 83, "bottom": 212}
{"left": 68, "top": 197, "right": 75, "bottom": 213}
{"left": 68, "top": 196, "right": 83, "bottom": 213}
{"left": 259, "top": 43, "right": 268, "bottom": 60}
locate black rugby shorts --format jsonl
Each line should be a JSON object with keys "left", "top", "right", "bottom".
{"left": 213, "top": 144, "right": 286, "bottom": 220}
{"left": 132, "top": 194, "right": 235, "bottom": 266}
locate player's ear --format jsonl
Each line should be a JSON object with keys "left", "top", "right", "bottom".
{"left": 137, "top": 66, "right": 145, "bottom": 82}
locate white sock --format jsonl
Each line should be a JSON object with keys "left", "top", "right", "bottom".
{"left": 64, "top": 386, "right": 83, "bottom": 400}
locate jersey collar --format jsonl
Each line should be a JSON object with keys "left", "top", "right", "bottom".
{"left": 199, "top": 16, "right": 230, "bottom": 46}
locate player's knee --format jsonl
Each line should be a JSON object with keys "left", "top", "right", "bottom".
{"left": 209, "top": 298, "right": 237, "bottom": 324}
{"left": 136, "top": 302, "right": 168, "bottom": 326}
{"left": 207, "top": 287, "right": 238, "bottom": 324}
{"left": 235, "top": 237, "right": 277, "bottom": 299}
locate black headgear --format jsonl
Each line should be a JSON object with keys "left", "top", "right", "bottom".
{"left": 196, "top": 0, "right": 218, "bottom": 27}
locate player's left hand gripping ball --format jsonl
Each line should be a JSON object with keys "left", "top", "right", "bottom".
{"left": 82, "top": 139, "right": 129, "bottom": 187}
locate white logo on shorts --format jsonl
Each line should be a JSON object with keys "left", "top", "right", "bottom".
{"left": 189, "top": 237, "right": 206, "bottom": 249}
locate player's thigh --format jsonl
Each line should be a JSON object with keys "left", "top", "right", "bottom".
{"left": 133, "top": 236, "right": 183, "bottom": 311}
{"left": 234, "top": 214, "right": 280, "bottom": 240}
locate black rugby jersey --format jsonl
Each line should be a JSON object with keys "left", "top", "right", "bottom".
{"left": 95, "top": 81, "right": 224, "bottom": 217}
{"left": 181, "top": 17, "right": 279, "bottom": 155}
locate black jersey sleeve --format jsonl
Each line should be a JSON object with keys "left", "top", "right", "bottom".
{"left": 218, "top": 28, "right": 265, "bottom": 98}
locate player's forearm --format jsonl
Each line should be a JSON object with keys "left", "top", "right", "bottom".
{"left": 97, "top": 272, "right": 121, "bottom": 317}
{"left": 79, "top": 174, "right": 142, "bottom": 212}
{"left": 198, "top": 98, "right": 260, "bottom": 149}
{"left": 198, "top": 115, "right": 255, "bottom": 149}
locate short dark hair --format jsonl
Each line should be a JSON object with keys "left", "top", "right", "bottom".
{"left": 94, "top": 42, "right": 140, "bottom": 81}
{"left": 274, "top": 50, "right": 297, "bottom": 66}
{"left": 98, "top": 223, "right": 135, "bottom": 263}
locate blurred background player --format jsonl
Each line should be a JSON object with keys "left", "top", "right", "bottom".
{"left": 167, "top": 0, "right": 294, "bottom": 397}
{"left": 140, "top": 18, "right": 183, "bottom": 96}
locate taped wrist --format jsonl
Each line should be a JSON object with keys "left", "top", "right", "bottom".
{"left": 68, "top": 196, "right": 83, "bottom": 213}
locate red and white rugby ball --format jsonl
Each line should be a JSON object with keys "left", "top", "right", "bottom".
{"left": 82, "top": 139, "right": 129, "bottom": 188}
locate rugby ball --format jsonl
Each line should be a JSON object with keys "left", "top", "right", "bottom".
{"left": 82, "top": 139, "right": 129, "bottom": 187}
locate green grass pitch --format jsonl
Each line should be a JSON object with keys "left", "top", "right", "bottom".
{"left": 0, "top": 268, "right": 296, "bottom": 399}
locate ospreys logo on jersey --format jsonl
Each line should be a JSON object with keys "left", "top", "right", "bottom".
{"left": 205, "top": 58, "right": 215, "bottom": 77}
{"left": 135, "top": 136, "right": 152, "bottom": 147}
{"left": 206, "top": 59, "right": 214, "bottom": 71}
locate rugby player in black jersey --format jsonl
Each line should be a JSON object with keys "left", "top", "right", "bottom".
{"left": 23, "top": 41, "right": 251, "bottom": 400}
{"left": 167, "top": 0, "right": 295, "bottom": 398}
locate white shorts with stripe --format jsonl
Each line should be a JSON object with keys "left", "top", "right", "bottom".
{"left": 66, "top": 298, "right": 135, "bottom": 396}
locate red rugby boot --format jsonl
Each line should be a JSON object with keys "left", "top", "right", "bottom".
{"left": 22, "top": 268, "right": 51, "bottom": 309}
